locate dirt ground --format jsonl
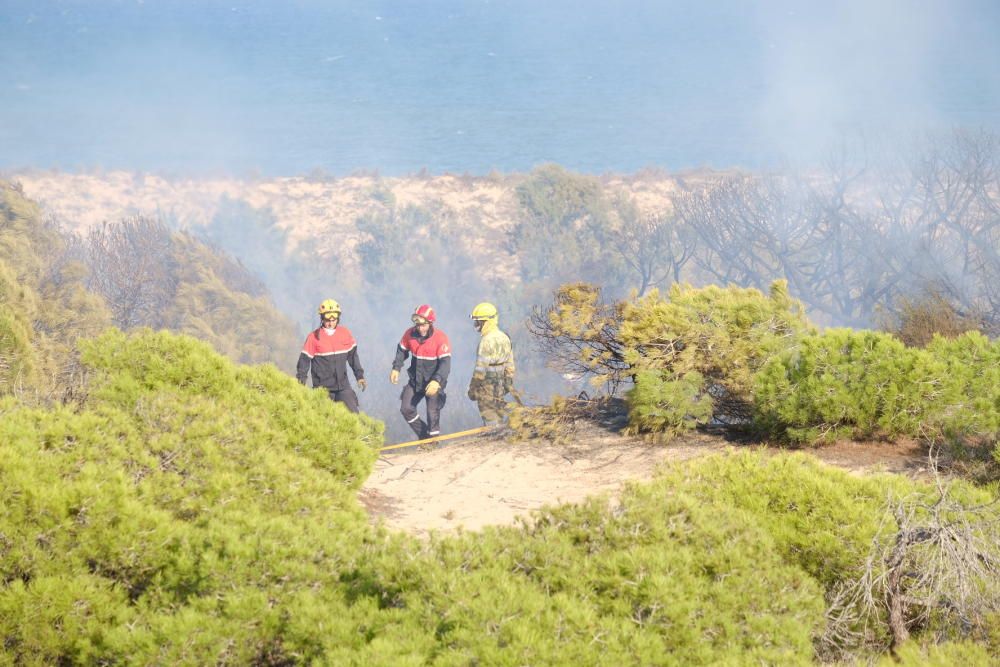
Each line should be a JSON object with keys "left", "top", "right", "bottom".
{"left": 359, "top": 422, "right": 930, "bottom": 537}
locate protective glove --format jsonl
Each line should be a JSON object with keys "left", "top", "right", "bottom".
{"left": 357, "top": 378, "right": 367, "bottom": 392}
{"left": 467, "top": 376, "right": 483, "bottom": 401}
{"left": 425, "top": 380, "right": 441, "bottom": 396}
{"left": 389, "top": 369, "right": 399, "bottom": 385}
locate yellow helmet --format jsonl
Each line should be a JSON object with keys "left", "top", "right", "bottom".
{"left": 318, "top": 299, "right": 342, "bottom": 319}
{"left": 470, "top": 302, "right": 498, "bottom": 321}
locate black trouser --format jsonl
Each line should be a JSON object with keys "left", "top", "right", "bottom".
{"left": 400, "top": 383, "right": 446, "bottom": 439}
{"left": 327, "top": 388, "right": 359, "bottom": 414}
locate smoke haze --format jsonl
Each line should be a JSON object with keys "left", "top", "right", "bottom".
{"left": 753, "top": 1, "right": 1000, "bottom": 162}
{"left": 2, "top": 1, "right": 998, "bottom": 175}
{"left": 4, "top": 1, "right": 999, "bottom": 441}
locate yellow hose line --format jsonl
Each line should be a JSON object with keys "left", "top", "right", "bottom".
{"left": 379, "top": 425, "right": 490, "bottom": 453}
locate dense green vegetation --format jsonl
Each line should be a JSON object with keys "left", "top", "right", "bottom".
{"left": 755, "top": 329, "right": 1000, "bottom": 446}
{"left": 0, "top": 330, "right": 381, "bottom": 664}
{"left": 167, "top": 233, "right": 300, "bottom": 368}
{"left": 531, "top": 280, "right": 999, "bottom": 473}
{"left": 2, "top": 330, "right": 996, "bottom": 663}
{"left": 621, "top": 280, "right": 814, "bottom": 435}
{"left": 2, "top": 172, "right": 998, "bottom": 662}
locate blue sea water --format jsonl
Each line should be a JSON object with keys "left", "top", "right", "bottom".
{"left": 1, "top": 0, "right": 999, "bottom": 176}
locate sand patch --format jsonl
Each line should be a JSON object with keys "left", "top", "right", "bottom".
{"left": 360, "top": 427, "right": 728, "bottom": 536}
{"left": 360, "top": 427, "right": 934, "bottom": 537}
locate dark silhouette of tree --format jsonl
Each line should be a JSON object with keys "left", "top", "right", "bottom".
{"left": 86, "top": 215, "right": 178, "bottom": 329}
{"left": 672, "top": 129, "right": 1000, "bottom": 333}
{"left": 608, "top": 193, "right": 695, "bottom": 296}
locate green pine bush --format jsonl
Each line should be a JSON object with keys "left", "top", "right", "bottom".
{"left": 881, "top": 640, "right": 996, "bottom": 666}
{"left": 626, "top": 370, "right": 713, "bottom": 437}
{"left": 167, "top": 234, "right": 301, "bottom": 371}
{"left": 347, "top": 453, "right": 832, "bottom": 665}
{"left": 925, "top": 332, "right": 1000, "bottom": 443}
{"left": 0, "top": 329, "right": 381, "bottom": 664}
{"left": 4, "top": 344, "right": 996, "bottom": 666}
{"left": 754, "top": 329, "right": 1000, "bottom": 449}
{"left": 621, "top": 280, "right": 813, "bottom": 435}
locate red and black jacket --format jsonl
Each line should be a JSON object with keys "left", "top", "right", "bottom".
{"left": 296, "top": 326, "right": 364, "bottom": 392}
{"left": 392, "top": 326, "right": 451, "bottom": 391}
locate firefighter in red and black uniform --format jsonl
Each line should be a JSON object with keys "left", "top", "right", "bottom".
{"left": 296, "top": 299, "right": 366, "bottom": 413}
{"left": 390, "top": 304, "right": 451, "bottom": 439}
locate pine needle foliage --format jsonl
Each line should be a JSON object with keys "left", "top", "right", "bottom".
{"left": 349, "top": 453, "right": 839, "bottom": 665}
{"left": 4, "top": 344, "right": 996, "bottom": 667}
{"left": 663, "top": 454, "right": 999, "bottom": 661}
{"left": 527, "top": 282, "right": 630, "bottom": 391}
{"left": 87, "top": 217, "right": 300, "bottom": 371}
{"left": 626, "top": 370, "right": 714, "bottom": 437}
{"left": 344, "top": 453, "right": 997, "bottom": 665}
{"left": 0, "top": 328, "right": 382, "bottom": 664}
{"left": 620, "top": 280, "right": 813, "bottom": 436}
{"left": 754, "top": 329, "right": 1000, "bottom": 452}
{"left": 879, "top": 641, "right": 996, "bottom": 666}
{"left": 0, "top": 267, "right": 36, "bottom": 394}
{"left": 166, "top": 248, "right": 299, "bottom": 371}
{"left": 528, "top": 280, "right": 812, "bottom": 436}
{"left": 531, "top": 279, "right": 997, "bottom": 463}
{"left": 78, "top": 329, "right": 381, "bottom": 482}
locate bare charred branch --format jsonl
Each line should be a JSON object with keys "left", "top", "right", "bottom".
{"left": 86, "top": 215, "right": 179, "bottom": 329}
{"left": 821, "top": 450, "right": 1000, "bottom": 659}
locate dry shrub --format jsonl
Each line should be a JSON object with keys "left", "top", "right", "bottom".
{"left": 883, "top": 288, "right": 987, "bottom": 348}
{"left": 508, "top": 395, "right": 624, "bottom": 444}
{"left": 822, "top": 454, "right": 1000, "bottom": 660}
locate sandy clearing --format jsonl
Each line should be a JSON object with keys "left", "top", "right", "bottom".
{"left": 360, "top": 434, "right": 712, "bottom": 536}
{"left": 359, "top": 428, "right": 930, "bottom": 537}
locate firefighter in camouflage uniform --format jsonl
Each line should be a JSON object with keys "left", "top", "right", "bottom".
{"left": 467, "top": 302, "right": 515, "bottom": 426}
